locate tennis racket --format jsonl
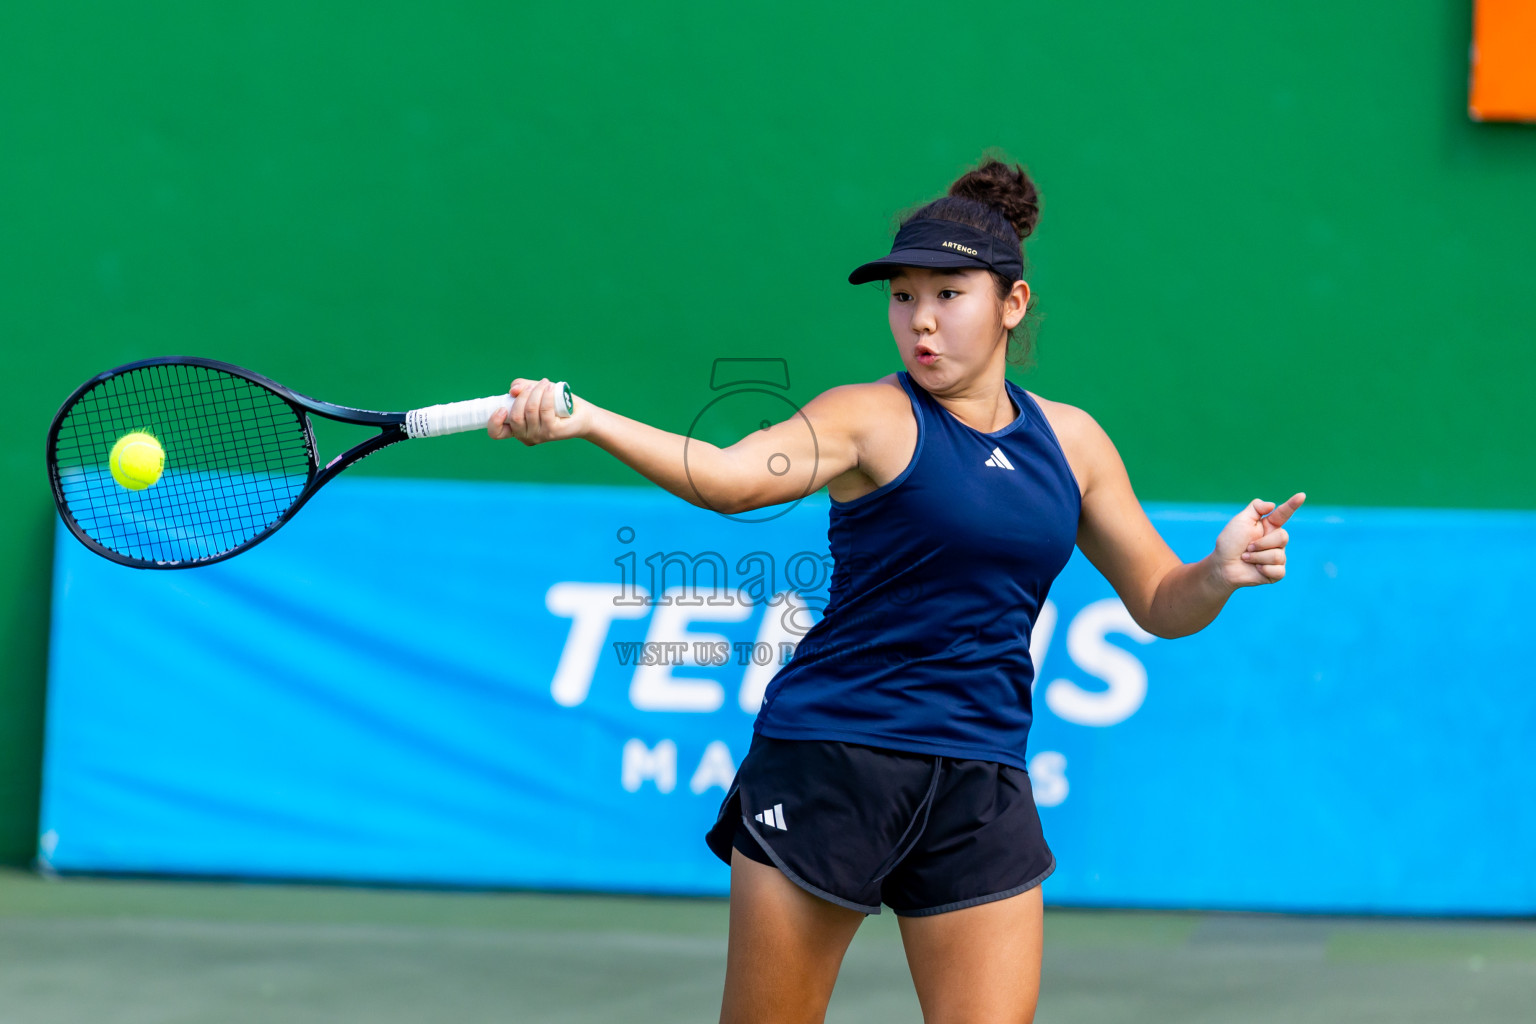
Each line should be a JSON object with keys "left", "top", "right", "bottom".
{"left": 46, "top": 356, "right": 573, "bottom": 569}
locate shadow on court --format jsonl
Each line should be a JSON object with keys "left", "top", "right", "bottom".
{"left": 1, "top": 869, "right": 1531, "bottom": 1023}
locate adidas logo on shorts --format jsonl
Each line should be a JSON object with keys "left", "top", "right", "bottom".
{"left": 754, "top": 803, "right": 787, "bottom": 831}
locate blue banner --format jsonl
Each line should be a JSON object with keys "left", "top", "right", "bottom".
{"left": 41, "top": 479, "right": 1536, "bottom": 914}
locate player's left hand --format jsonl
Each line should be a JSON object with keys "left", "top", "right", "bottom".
{"left": 1212, "top": 492, "right": 1306, "bottom": 588}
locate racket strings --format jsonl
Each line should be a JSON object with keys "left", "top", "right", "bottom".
{"left": 52, "top": 363, "right": 314, "bottom": 564}
{"left": 58, "top": 367, "right": 307, "bottom": 559}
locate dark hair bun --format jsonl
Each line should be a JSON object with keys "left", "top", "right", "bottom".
{"left": 948, "top": 158, "right": 1041, "bottom": 241}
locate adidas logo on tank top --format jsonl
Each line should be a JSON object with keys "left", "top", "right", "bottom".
{"left": 983, "top": 446, "right": 1015, "bottom": 470}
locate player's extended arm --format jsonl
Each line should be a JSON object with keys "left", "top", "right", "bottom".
{"left": 489, "top": 377, "right": 864, "bottom": 515}
{"left": 1065, "top": 406, "right": 1305, "bottom": 639}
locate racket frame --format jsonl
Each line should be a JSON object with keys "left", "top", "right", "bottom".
{"left": 47, "top": 356, "right": 416, "bottom": 569}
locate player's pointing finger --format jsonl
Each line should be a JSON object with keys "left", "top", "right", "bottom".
{"left": 1265, "top": 492, "right": 1307, "bottom": 528}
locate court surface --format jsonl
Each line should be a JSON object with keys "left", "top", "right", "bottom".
{"left": 1, "top": 867, "right": 1531, "bottom": 1023}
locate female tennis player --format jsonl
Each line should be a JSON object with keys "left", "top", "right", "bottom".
{"left": 490, "top": 157, "right": 1304, "bottom": 1024}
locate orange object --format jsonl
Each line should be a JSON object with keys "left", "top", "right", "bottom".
{"left": 1471, "top": 0, "right": 1536, "bottom": 121}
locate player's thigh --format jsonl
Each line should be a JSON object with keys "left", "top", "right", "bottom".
{"left": 720, "top": 850, "right": 866, "bottom": 1024}
{"left": 896, "top": 885, "right": 1044, "bottom": 1024}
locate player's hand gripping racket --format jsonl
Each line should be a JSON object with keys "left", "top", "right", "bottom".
{"left": 45, "top": 356, "right": 572, "bottom": 569}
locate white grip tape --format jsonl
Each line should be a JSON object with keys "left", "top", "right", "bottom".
{"left": 404, "top": 382, "right": 572, "bottom": 439}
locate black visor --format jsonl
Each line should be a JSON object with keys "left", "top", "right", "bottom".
{"left": 848, "top": 218, "right": 1023, "bottom": 285}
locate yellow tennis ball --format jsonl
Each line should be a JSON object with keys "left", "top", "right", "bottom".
{"left": 109, "top": 431, "right": 165, "bottom": 490}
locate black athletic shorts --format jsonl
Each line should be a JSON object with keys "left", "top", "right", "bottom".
{"left": 705, "top": 733, "right": 1054, "bottom": 916}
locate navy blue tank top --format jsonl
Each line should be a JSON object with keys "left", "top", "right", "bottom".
{"left": 754, "top": 371, "right": 1082, "bottom": 769}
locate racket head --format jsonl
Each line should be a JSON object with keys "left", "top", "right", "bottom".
{"left": 46, "top": 357, "right": 321, "bottom": 569}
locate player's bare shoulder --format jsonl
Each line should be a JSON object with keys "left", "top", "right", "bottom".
{"left": 1026, "top": 392, "right": 1113, "bottom": 497}
{"left": 806, "top": 373, "right": 905, "bottom": 411}
{"left": 817, "top": 374, "right": 918, "bottom": 502}
{"left": 802, "top": 374, "right": 911, "bottom": 436}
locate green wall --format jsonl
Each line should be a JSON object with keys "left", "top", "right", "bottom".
{"left": 3, "top": 1, "right": 1532, "bottom": 863}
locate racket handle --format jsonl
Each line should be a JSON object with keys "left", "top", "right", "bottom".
{"left": 403, "top": 383, "right": 574, "bottom": 439}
